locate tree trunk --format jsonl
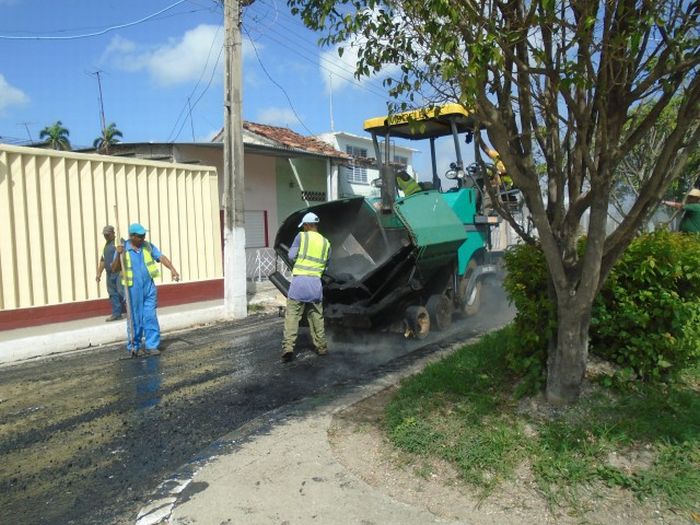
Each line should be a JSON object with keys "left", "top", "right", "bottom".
{"left": 545, "top": 295, "right": 593, "bottom": 405}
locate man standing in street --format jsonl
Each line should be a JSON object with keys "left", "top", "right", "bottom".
{"left": 663, "top": 188, "right": 700, "bottom": 233}
{"left": 112, "top": 223, "right": 180, "bottom": 357}
{"left": 282, "top": 212, "right": 331, "bottom": 362}
{"left": 96, "top": 225, "right": 124, "bottom": 322}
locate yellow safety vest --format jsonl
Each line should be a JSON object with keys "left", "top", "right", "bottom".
{"left": 121, "top": 241, "right": 160, "bottom": 287}
{"left": 396, "top": 175, "right": 422, "bottom": 196}
{"left": 292, "top": 231, "right": 330, "bottom": 277}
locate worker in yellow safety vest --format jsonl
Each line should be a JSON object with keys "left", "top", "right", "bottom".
{"left": 282, "top": 212, "right": 331, "bottom": 362}
{"left": 112, "top": 223, "right": 180, "bottom": 357}
{"left": 396, "top": 170, "right": 423, "bottom": 196}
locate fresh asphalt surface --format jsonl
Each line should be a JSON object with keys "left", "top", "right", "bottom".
{"left": 0, "top": 283, "right": 513, "bottom": 525}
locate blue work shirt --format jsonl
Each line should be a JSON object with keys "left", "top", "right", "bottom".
{"left": 113, "top": 240, "right": 162, "bottom": 286}
{"left": 287, "top": 233, "right": 325, "bottom": 303}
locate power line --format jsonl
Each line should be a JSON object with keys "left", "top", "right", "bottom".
{"left": 171, "top": 44, "right": 224, "bottom": 142}
{"left": 0, "top": 0, "right": 190, "bottom": 40}
{"left": 248, "top": 15, "right": 381, "bottom": 89}
{"left": 166, "top": 24, "right": 223, "bottom": 142}
{"left": 245, "top": 18, "right": 389, "bottom": 100}
{"left": 243, "top": 25, "right": 315, "bottom": 135}
{"left": 0, "top": 6, "right": 216, "bottom": 36}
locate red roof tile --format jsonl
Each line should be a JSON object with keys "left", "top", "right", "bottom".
{"left": 212, "top": 122, "right": 350, "bottom": 160}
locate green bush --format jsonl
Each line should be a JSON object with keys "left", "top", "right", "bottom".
{"left": 591, "top": 230, "right": 700, "bottom": 381}
{"left": 502, "top": 244, "right": 554, "bottom": 395}
{"left": 503, "top": 231, "right": 700, "bottom": 384}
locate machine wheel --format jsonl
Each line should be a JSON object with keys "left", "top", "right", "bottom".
{"left": 426, "top": 294, "right": 453, "bottom": 331}
{"left": 404, "top": 306, "right": 430, "bottom": 339}
{"left": 459, "top": 259, "right": 482, "bottom": 317}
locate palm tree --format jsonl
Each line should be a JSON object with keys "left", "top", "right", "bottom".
{"left": 39, "top": 121, "right": 71, "bottom": 150}
{"left": 93, "top": 123, "right": 123, "bottom": 154}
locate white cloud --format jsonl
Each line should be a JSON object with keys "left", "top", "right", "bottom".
{"left": 0, "top": 74, "right": 29, "bottom": 113}
{"left": 103, "top": 24, "right": 243, "bottom": 86}
{"left": 256, "top": 107, "right": 298, "bottom": 127}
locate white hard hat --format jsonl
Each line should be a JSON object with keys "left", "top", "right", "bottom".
{"left": 298, "top": 212, "right": 320, "bottom": 228}
{"left": 689, "top": 188, "right": 700, "bottom": 198}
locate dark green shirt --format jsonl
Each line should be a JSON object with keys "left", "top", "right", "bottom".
{"left": 680, "top": 203, "right": 700, "bottom": 233}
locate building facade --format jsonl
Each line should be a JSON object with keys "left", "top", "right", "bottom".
{"left": 315, "top": 131, "right": 417, "bottom": 198}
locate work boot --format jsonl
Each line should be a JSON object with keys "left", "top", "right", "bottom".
{"left": 315, "top": 347, "right": 328, "bottom": 356}
{"left": 146, "top": 348, "right": 160, "bottom": 356}
{"left": 105, "top": 314, "right": 123, "bottom": 322}
{"left": 282, "top": 350, "right": 295, "bottom": 362}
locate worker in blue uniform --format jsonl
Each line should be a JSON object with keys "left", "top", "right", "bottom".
{"left": 112, "top": 223, "right": 180, "bottom": 357}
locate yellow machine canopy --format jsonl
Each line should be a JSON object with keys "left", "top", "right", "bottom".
{"left": 363, "top": 103, "right": 481, "bottom": 140}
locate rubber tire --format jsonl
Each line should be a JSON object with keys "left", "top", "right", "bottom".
{"left": 404, "top": 305, "right": 430, "bottom": 339}
{"left": 459, "top": 259, "right": 482, "bottom": 317}
{"left": 426, "top": 294, "right": 453, "bottom": 331}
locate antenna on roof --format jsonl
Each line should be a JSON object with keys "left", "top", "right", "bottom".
{"left": 329, "top": 73, "right": 335, "bottom": 132}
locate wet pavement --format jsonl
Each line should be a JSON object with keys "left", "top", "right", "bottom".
{"left": 0, "top": 283, "right": 513, "bottom": 525}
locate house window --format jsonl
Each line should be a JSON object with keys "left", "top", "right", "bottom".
{"left": 393, "top": 155, "right": 408, "bottom": 166}
{"left": 346, "top": 145, "right": 368, "bottom": 184}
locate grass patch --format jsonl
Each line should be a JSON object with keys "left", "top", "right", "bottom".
{"left": 385, "top": 325, "right": 700, "bottom": 512}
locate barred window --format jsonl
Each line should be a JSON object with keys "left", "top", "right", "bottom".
{"left": 301, "top": 190, "right": 326, "bottom": 201}
{"left": 346, "top": 145, "right": 368, "bottom": 183}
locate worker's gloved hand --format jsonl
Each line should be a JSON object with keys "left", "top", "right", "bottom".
{"left": 116, "top": 245, "right": 124, "bottom": 254}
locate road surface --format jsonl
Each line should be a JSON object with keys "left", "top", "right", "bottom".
{"left": 0, "top": 283, "right": 513, "bottom": 524}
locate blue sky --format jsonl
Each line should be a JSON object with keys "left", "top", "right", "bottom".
{"left": 0, "top": 0, "right": 474, "bottom": 177}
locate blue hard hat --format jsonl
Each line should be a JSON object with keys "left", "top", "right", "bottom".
{"left": 128, "top": 223, "right": 147, "bottom": 235}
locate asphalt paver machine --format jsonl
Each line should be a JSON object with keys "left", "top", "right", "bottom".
{"left": 271, "top": 104, "right": 505, "bottom": 338}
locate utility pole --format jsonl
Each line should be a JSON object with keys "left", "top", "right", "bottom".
{"left": 329, "top": 73, "right": 335, "bottom": 132}
{"left": 187, "top": 97, "right": 196, "bottom": 142}
{"left": 91, "top": 70, "right": 107, "bottom": 133}
{"left": 223, "top": 0, "right": 248, "bottom": 318}
{"left": 17, "top": 122, "right": 34, "bottom": 143}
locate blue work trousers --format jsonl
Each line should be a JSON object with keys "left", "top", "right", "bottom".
{"left": 126, "top": 279, "right": 160, "bottom": 352}
{"left": 106, "top": 272, "right": 125, "bottom": 317}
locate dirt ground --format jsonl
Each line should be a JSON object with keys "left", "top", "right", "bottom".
{"left": 328, "top": 386, "right": 696, "bottom": 525}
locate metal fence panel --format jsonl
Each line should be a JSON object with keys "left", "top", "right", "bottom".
{"left": 0, "top": 145, "right": 222, "bottom": 310}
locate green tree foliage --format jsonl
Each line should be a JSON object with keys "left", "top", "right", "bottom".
{"left": 591, "top": 230, "right": 700, "bottom": 381}
{"left": 93, "top": 123, "right": 123, "bottom": 154}
{"left": 611, "top": 98, "right": 700, "bottom": 223}
{"left": 504, "top": 232, "right": 700, "bottom": 388}
{"left": 289, "top": 0, "right": 700, "bottom": 403}
{"left": 39, "top": 121, "right": 71, "bottom": 151}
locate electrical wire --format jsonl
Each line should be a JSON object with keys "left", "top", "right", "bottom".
{"left": 166, "top": 24, "right": 223, "bottom": 142}
{"left": 243, "top": 25, "right": 315, "bottom": 135}
{"left": 244, "top": 2, "right": 391, "bottom": 99}
{"left": 171, "top": 44, "right": 224, "bottom": 142}
{"left": 245, "top": 19, "right": 389, "bottom": 100}
{"left": 0, "top": 0, "right": 190, "bottom": 40}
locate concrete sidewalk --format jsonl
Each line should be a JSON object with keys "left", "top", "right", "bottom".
{"left": 135, "top": 340, "right": 473, "bottom": 525}
{"left": 0, "top": 281, "right": 284, "bottom": 365}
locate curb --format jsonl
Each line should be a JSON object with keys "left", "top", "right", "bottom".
{"left": 0, "top": 306, "right": 225, "bottom": 365}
